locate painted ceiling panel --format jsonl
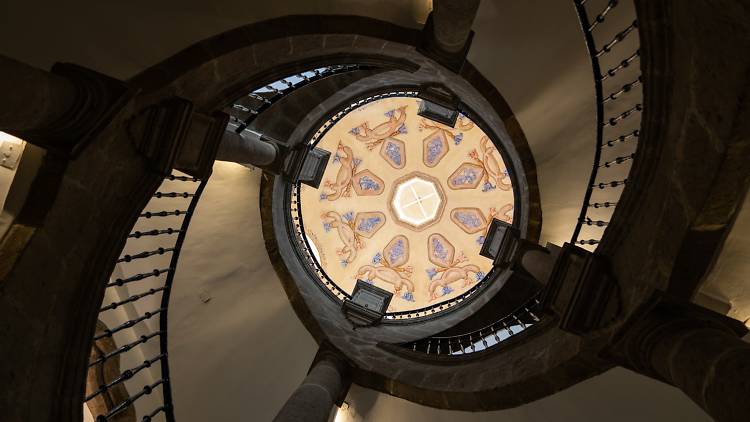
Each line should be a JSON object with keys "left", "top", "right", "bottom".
{"left": 297, "top": 96, "right": 515, "bottom": 313}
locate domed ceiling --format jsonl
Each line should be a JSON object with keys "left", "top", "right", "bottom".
{"left": 292, "top": 95, "right": 515, "bottom": 315}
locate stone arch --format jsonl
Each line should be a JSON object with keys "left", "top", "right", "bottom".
{"left": 127, "top": 15, "right": 540, "bottom": 242}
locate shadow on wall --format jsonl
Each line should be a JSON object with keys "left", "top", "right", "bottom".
{"left": 166, "top": 161, "right": 319, "bottom": 422}
{"left": 339, "top": 368, "right": 711, "bottom": 422}
{"left": 698, "top": 191, "right": 750, "bottom": 326}
{"left": 468, "top": 0, "right": 640, "bottom": 246}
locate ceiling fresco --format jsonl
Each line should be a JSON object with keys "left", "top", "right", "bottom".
{"left": 296, "top": 96, "right": 515, "bottom": 314}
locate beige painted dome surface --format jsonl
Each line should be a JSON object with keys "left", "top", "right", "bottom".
{"left": 297, "top": 96, "right": 515, "bottom": 313}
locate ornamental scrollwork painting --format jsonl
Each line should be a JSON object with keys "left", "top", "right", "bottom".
{"left": 357, "top": 235, "right": 415, "bottom": 301}
{"left": 469, "top": 136, "right": 512, "bottom": 192}
{"left": 450, "top": 205, "right": 514, "bottom": 244}
{"left": 350, "top": 106, "right": 407, "bottom": 150}
{"left": 425, "top": 234, "right": 484, "bottom": 300}
{"left": 321, "top": 141, "right": 384, "bottom": 200}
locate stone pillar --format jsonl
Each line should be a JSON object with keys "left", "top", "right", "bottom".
{"left": 418, "top": 0, "right": 480, "bottom": 71}
{"left": 0, "top": 55, "right": 130, "bottom": 155}
{"left": 613, "top": 293, "right": 750, "bottom": 422}
{"left": 273, "top": 349, "right": 351, "bottom": 422}
{"left": 432, "top": 0, "right": 480, "bottom": 54}
{"left": 215, "top": 128, "right": 278, "bottom": 168}
{"left": 0, "top": 55, "right": 77, "bottom": 137}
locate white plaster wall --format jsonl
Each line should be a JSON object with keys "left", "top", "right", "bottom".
{"left": 0, "top": 132, "right": 22, "bottom": 206}
{"left": 699, "top": 192, "right": 750, "bottom": 327}
{"left": 0, "top": 132, "right": 24, "bottom": 232}
{"left": 167, "top": 162, "right": 319, "bottom": 421}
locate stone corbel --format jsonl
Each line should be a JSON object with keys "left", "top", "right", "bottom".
{"left": 480, "top": 218, "right": 560, "bottom": 285}
{"left": 175, "top": 111, "right": 230, "bottom": 179}
{"left": 128, "top": 98, "right": 229, "bottom": 178}
{"left": 541, "top": 244, "right": 621, "bottom": 335}
{"left": 342, "top": 280, "right": 394, "bottom": 328}
{"left": 417, "top": 84, "right": 460, "bottom": 127}
{"left": 126, "top": 97, "right": 193, "bottom": 175}
{"left": 281, "top": 143, "right": 331, "bottom": 189}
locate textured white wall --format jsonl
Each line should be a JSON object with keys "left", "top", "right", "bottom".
{"left": 167, "top": 162, "right": 319, "bottom": 421}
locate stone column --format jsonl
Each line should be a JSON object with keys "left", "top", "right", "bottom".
{"left": 273, "top": 349, "right": 351, "bottom": 422}
{"left": 431, "top": 0, "right": 480, "bottom": 54}
{"left": 0, "top": 55, "right": 130, "bottom": 155}
{"left": 0, "top": 56, "right": 77, "bottom": 137}
{"left": 215, "top": 128, "right": 278, "bottom": 168}
{"left": 613, "top": 293, "right": 750, "bottom": 422}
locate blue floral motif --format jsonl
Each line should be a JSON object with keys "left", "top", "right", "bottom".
{"left": 349, "top": 127, "right": 360, "bottom": 135}
{"left": 426, "top": 137, "right": 443, "bottom": 164}
{"left": 384, "top": 142, "right": 402, "bottom": 166}
{"left": 358, "top": 176, "right": 380, "bottom": 191}
{"left": 353, "top": 158, "right": 362, "bottom": 167}
{"left": 340, "top": 259, "right": 349, "bottom": 268}
{"left": 319, "top": 192, "right": 328, "bottom": 201}
{"left": 398, "top": 123, "right": 407, "bottom": 134}
{"left": 323, "top": 222, "right": 332, "bottom": 232}
{"left": 357, "top": 216, "right": 382, "bottom": 233}
{"left": 454, "top": 133, "right": 463, "bottom": 145}
{"left": 342, "top": 211, "right": 354, "bottom": 222}
{"left": 475, "top": 271, "right": 486, "bottom": 281}
{"left": 455, "top": 211, "right": 482, "bottom": 228}
{"left": 476, "top": 235, "right": 486, "bottom": 245}
{"left": 452, "top": 168, "right": 478, "bottom": 186}
{"left": 384, "top": 109, "right": 395, "bottom": 118}
{"left": 332, "top": 152, "right": 341, "bottom": 163}
{"left": 426, "top": 267, "right": 438, "bottom": 280}
{"left": 372, "top": 252, "right": 383, "bottom": 265}
{"left": 442, "top": 286, "right": 453, "bottom": 295}
{"left": 431, "top": 238, "right": 448, "bottom": 261}
{"left": 402, "top": 292, "right": 415, "bottom": 302}
{"left": 388, "top": 239, "right": 405, "bottom": 264}
{"left": 481, "top": 182, "right": 496, "bottom": 192}
{"left": 363, "top": 278, "right": 374, "bottom": 284}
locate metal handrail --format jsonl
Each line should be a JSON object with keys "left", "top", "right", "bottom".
{"left": 158, "top": 178, "right": 208, "bottom": 421}
{"left": 570, "top": 0, "right": 642, "bottom": 248}
{"left": 400, "top": 291, "right": 543, "bottom": 356}
{"left": 86, "top": 176, "right": 202, "bottom": 422}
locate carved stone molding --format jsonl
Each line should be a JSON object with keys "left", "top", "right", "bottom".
{"left": 127, "top": 97, "right": 193, "bottom": 175}
{"left": 609, "top": 292, "right": 750, "bottom": 422}
{"left": 0, "top": 59, "right": 133, "bottom": 157}
{"left": 175, "top": 111, "right": 230, "bottom": 179}
{"left": 541, "top": 244, "right": 621, "bottom": 335}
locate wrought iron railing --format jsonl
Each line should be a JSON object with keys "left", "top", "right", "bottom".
{"left": 229, "top": 64, "right": 365, "bottom": 132}
{"left": 400, "top": 292, "right": 543, "bottom": 355}
{"left": 86, "top": 174, "right": 205, "bottom": 422}
{"left": 570, "top": 0, "right": 642, "bottom": 249}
